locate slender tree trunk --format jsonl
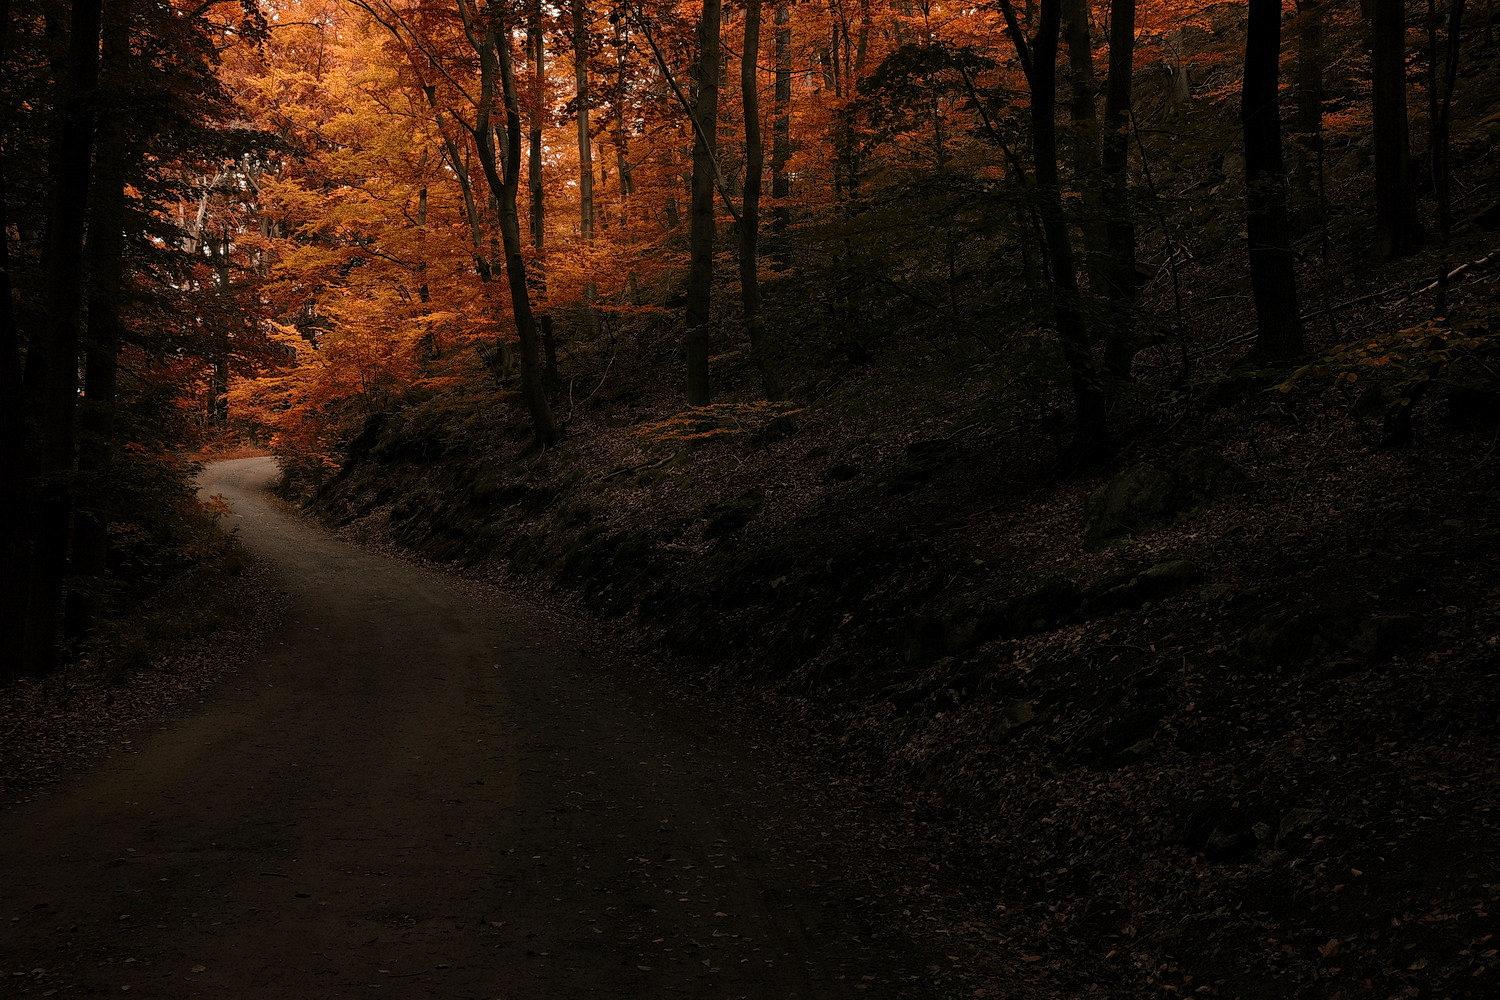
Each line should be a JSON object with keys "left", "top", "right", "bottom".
{"left": 685, "top": 0, "right": 722, "bottom": 407}
{"left": 67, "top": 0, "right": 131, "bottom": 640}
{"left": 1000, "top": 0, "right": 1109, "bottom": 452}
{"left": 1101, "top": 0, "right": 1139, "bottom": 378}
{"left": 467, "top": 10, "right": 559, "bottom": 447}
{"left": 1242, "top": 0, "right": 1306, "bottom": 361}
{"left": 770, "top": 1, "right": 792, "bottom": 266}
{"left": 20, "top": 0, "right": 103, "bottom": 676}
{"left": 1431, "top": 0, "right": 1465, "bottom": 239}
{"left": 612, "top": 16, "right": 635, "bottom": 228}
{"left": 572, "top": 1, "right": 600, "bottom": 341}
{"left": 0, "top": 0, "right": 27, "bottom": 680}
{"left": 1291, "top": 0, "right": 1327, "bottom": 231}
{"left": 1062, "top": 0, "right": 1103, "bottom": 289}
{"left": 739, "top": 0, "right": 786, "bottom": 400}
{"left": 572, "top": 2, "right": 594, "bottom": 243}
{"left": 1370, "top": 0, "right": 1419, "bottom": 258}
{"left": 208, "top": 237, "right": 232, "bottom": 423}
{"left": 527, "top": 13, "right": 557, "bottom": 383}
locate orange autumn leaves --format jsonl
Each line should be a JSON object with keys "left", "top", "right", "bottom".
{"left": 220, "top": 0, "right": 1271, "bottom": 463}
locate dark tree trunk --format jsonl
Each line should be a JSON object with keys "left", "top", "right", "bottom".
{"left": 1242, "top": 0, "right": 1306, "bottom": 362}
{"left": 19, "top": 0, "right": 103, "bottom": 676}
{"left": 1101, "top": 0, "right": 1139, "bottom": 379}
{"left": 1370, "top": 0, "right": 1419, "bottom": 258}
{"left": 526, "top": 12, "right": 557, "bottom": 385}
{"left": 739, "top": 0, "right": 786, "bottom": 400}
{"left": 572, "top": 2, "right": 594, "bottom": 243}
{"left": 771, "top": 1, "right": 791, "bottom": 265}
{"left": 1290, "top": 0, "right": 1328, "bottom": 231}
{"left": 1429, "top": 0, "right": 1465, "bottom": 239}
{"left": 1062, "top": 0, "right": 1103, "bottom": 290}
{"left": 66, "top": 0, "right": 131, "bottom": 641}
{"left": 572, "top": 1, "right": 599, "bottom": 339}
{"left": 467, "top": 9, "right": 559, "bottom": 448}
{"left": 611, "top": 16, "right": 634, "bottom": 208}
{"left": 685, "top": 0, "right": 721, "bottom": 407}
{"left": 1000, "top": 0, "right": 1109, "bottom": 453}
{"left": 207, "top": 237, "right": 232, "bottom": 423}
{"left": 0, "top": 0, "right": 26, "bottom": 680}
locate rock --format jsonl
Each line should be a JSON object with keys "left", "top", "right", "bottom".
{"left": 1476, "top": 200, "right": 1500, "bottom": 231}
{"left": 1241, "top": 610, "right": 1322, "bottom": 667}
{"left": 1204, "top": 825, "right": 1257, "bottom": 860}
{"left": 1138, "top": 559, "right": 1202, "bottom": 587}
{"left": 899, "top": 615, "right": 953, "bottom": 664}
{"left": 1084, "top": 559, "right": 1203, "bottom": 613}
{"left": 1275, "top": 808, "right": 1322, "bottom": 850}
{"left": 986, "top": 699, "right": 1037, "bottom": 743}
{"left": 700, "top": 490, "right": 765, "bottom": 539}
{"left": 1082, "top": 448, "right": 1246, "bottom": 549}
{"left": 1083, "top": 464, "right": 1176, "bottom": 549}
{"left": 1345, "top": 615, "right": 1417, "bottom": 658}
{"left": 991, "top": 576, "right": 1084, "bottom": 637}
{"left": 1241, "top": 608, "right": 1416, "bottom": 669}
{"left": 1072, "top": 703, "right": 1168, "bottom": 768}
{"left": 1199, "top": 582, "right": 1237, "bottom": 603}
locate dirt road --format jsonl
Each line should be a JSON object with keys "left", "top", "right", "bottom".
{"left": 0, "top": 457, "right": 941, "bottom": 999}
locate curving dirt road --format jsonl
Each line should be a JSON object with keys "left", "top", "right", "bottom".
{"left": 0, "top": 457, "right": 942, "bottom": 999}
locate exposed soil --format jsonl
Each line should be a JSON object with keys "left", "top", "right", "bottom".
{"left": 0, "top": 457, "right": 974, "bottom": 999}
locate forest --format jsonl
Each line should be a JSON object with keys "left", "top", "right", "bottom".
{"left": 3, "top": 0, "right": 1499, "bottom": 995}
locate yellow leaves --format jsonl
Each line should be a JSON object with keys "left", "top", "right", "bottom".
{"left": 1281, "top": 309, "right": 1500, "bottom": 405}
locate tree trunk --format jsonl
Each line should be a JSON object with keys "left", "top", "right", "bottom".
{"left": 572, "top": 1, "right": 599, "bottom": 340}
{"left": 67, "top": 0, "right": 132, "bottom": 642}
{"left": 1242, "top": 0, "right": 1306, "bottom": 362}
{"left": 1430, "top": 0, "right": 1465, "bottom": 239}
{"left": 739, "top": 0, "right": 786, "bottom": 400}
{"left": 1290, "top": 0, "right": 1327, "bottom": 232}
{"left": 1370, "top": 0, "right": 1419, "bottom": 258}
{"left": 466, "top": 9, "right": 559, "bottom": 447}
{"left": 1101, "top": 0, "right": 1139, "bottom": 379}
{"left": 527, "top": 12, "right": 557, "bottom": 384}
{"left": 999, "top": 0, "right": 1109, "bottom": 452}
{"left": 19, "top": 0, "right": 103, "bottom": 676}
{"left": 207, "top": 237, "right": 232, "bottom": 423}
{"left": 0, "top": 0, "right": 26, "bottom": 680}
{"left": 572, "top": 2, "right": 594, "bottom": 244}
{"left": 1062, "top": 0, "right": 1103, "bottom": 290}
{"left": 612, "top": 16, "right": 635, "bottom": 219}
{"left": 685, "top": 0, "right": 722, "bottom": 407}
{"left": 770, "top": 0, "right": 792, "bottom": 266}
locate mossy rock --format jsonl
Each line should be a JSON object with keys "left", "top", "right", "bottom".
{"left": 701, "top": 489, "right": 766, "bottom": 539}
{"left": 1239, "top": 607, "right": 1415, "bottom": 670}
{"left": 979, "top": 576, "right": 1084, "bottom": 640}
{"left": 1083, "top": 448, "right": 1245, "bottom": 549}
{"left": 1082, "top": 463, "right": 1177, "bottom": 549}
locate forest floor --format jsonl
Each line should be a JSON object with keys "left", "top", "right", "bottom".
{"left": 293, "top": 241, "right": 1500, "bottom": 999}
{"left": 5, "top": 251, "right": 1500, "bottom": 1000}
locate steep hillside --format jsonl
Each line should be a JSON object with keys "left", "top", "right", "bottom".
{"left": 306, "top": 246, "right": 1500, "bottom": 996}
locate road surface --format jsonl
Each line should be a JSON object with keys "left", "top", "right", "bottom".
{"left": 0, "top": 457, "right": 938, "bottom": 998}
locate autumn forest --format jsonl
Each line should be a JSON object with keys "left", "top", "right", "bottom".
{"left": 4, "top": 0, "right": 1500, "bottom": 994}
